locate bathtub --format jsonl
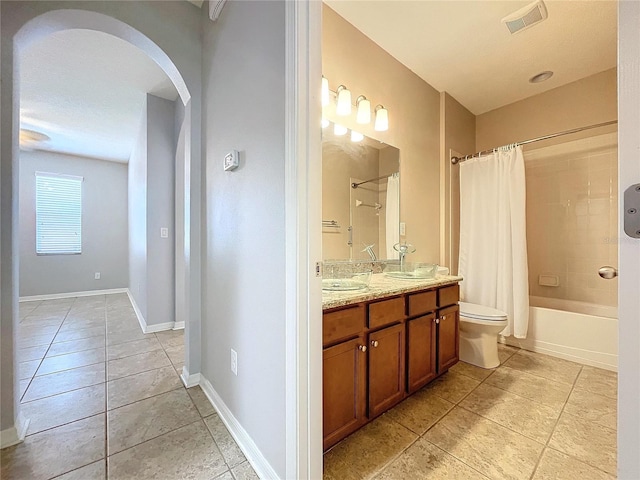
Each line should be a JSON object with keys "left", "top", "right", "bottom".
{"left": 499, "top": 296, "right": 618, "bottom": 372}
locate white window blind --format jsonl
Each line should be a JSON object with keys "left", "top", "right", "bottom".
{"left": 35, "top": 172, "right": 83, "bottom": 255}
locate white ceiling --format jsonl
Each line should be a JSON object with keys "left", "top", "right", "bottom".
{"left": 20, "top": 29, "right": 178, "bottom": 163}
{"left": 324, "top": 0, "right": 617, "bottom": 115}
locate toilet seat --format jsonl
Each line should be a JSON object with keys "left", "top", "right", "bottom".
{"left": 459, "top": 302, "right": 508, "bottom": 325}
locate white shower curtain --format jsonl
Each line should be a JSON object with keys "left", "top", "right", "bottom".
{"left": 458, "top": 146, "right": 529, "bottom": 338}
{"left": 386, "top": 173, "right": 400, "bottom": 259}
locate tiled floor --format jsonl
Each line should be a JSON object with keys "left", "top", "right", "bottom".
{"left": 324, "top": 344, "right": 618, "bottom": 480}
{"left": 1, "top": 294, "right": 258, "bottom": 480}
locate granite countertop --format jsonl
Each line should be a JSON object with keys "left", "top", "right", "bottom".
{"left": 322, "top": 273, "right": 463, "bottom": 310}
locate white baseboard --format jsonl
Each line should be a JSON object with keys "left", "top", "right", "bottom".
{"left": 126, "top": 289, "right": 148, "bottom": 333}
{"left": 0, "top": 411, "right": 30, "bottom": 449}
{"left": 200, "top": 375, "right": 279, "bottom": 479}
{"left": 19, "top": 288, "right": 127, "bottom": 302}
{"left": 180, "top": 366, "right": 201, "bottom": 388}
{"left": 173, "top": 321, "right": 185, "bottom": 330}
{"left": 125, "top": 289, "right": 180, "bottom": 334}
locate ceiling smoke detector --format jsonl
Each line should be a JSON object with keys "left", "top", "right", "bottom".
{"left": 502, "top": 0, "right": 548, "bottom": 35}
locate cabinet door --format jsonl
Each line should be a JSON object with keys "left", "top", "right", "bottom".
{"left": 406, "top": 313, "right": 437, "bottom": 393}
{"left": 368, "top": 323, "right": 405, "bottom": 418}
{"left": 323, "top": 336, "right": 367, "bottom": 450}
{"left": 437, "top": 305, "right": 459, "bottom": 372}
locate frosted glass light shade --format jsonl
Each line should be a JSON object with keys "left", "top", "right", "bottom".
{"left": 374, "top": 105, "right": 389, "bottom": 131}
{"left": 336, "top": 86, "right": 352, "bottom": 116}
{"left": 334, "top": 124, "right": 348, "bottom": 136}
{"left": 356, "top": 96, "right": 371, "bottom": 124}
{"left": 321, "top": 118, "right": 329, "bottom": 129}
{"left": 351, "top": 131, "right": 364, "bottom": 142}
{"left": 321, "top": 77, "right": 330, "bottom": 107}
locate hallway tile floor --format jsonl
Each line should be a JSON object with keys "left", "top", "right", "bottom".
{"left": 324, "top": 344, "right": 618, "bottom": 480}
{"left": 1, "top": 294, "right": 258, "bottom": 480}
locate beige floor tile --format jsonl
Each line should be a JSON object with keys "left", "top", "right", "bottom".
{"left": 18, "top": 333, "right": 57, "bottom": 349}
{"left": 46, "top": 335, "right": 106, "bottom": 358}
{"left": 485, "top": 366, "right": 572, "bottom": 410}
{"left": 564, "top": 388, "right": 617, "bottom": 430}
{"left": 385, "top": 387, "right": 454, "bottom": 435}
{"left": 155, "top": 329, "right": 185, "bottom": 348}
{"left": 36, "top": 347, "right": 105, "bottom": 376}
{"left": 106, "top": 328, "right": 149, "bottom": 346}
{"left": 19, "top": 359, "right": 41, "bottom": 380}
{"left": 533, "top": 448, "right": 615, "bottom": 480}
{"left": 18, "top": 344, "right": 49, "bottom": 362}
{"left": 164, "top": 343, "right": 185, "bottom": 366}
{"left": 549, "top": 412, "right": 617, "bottom": 475}
{"left": 58, "top": 317, "right": 105, "bottom": 332}
{"left": 22, "top": 384, "right": 105, "bottom": 435}
{"left": 54, "top": 459, "right": 106, "bottom": 479}
{"left": 20, "top": 379, "right": 30, "bottom": 398}
{"left": 108, "top": 420, "right": 227, "bottom": 480}
{"left": 449, "top": 361, "right": 495, "bottom": 381}
{"left": 23, "top": 362, "right": 105, "bottom": 402}
{"left": 497, "top": 344, "right": 519, "bottom": 363}
{"left": 106, "top": 337, "right": 162, "bottom": 361}
{"left": 0, "top": 414, "right": 104, "bottom": 480}
{"left": 188, "top": 385, "right": 216, "bottom": 417}
{"left": 323, "top": 414, "right": 418, "bottom": 480}
{"left": 19, "top": 324, "right": 60, "bottom": 338}
{"left": 574, "top": 366, "right": 617, "bottom": 399}
{"left": 459, "top": 383, "right": 560, "bottom": 444}
{"left": 108, "top": 388, "right": 200, "bottom": 454}
{"left": 375, "top": 437, "right": 489, "bottom": 480}
{"left": 503, "top": 350, "right": 582, "bottom": 385}
{"left": 204, "top": 413, "right": 247, "bottom": 468}
{"left": 20, "top": 316, "right": 64, "bottom": 328}
{"left": 231, "top": 461, "right": 259, "bottom": 480}
{"left": 53, "top": 325, "right": 105, "bottom": 343}
{"left": 214, "top": 472, "right": 234, "bottom": 480}
{"left": 423, "top": 371, "right": 481, "bottom": 403}
{"left": 107, "top": 365, "right": 182, "bottom": 409}
{"left": 107, "top": 348, "right": 172, "bottom": 381}
{"left": 424, "top": 407, "right": 544, "bottom": 480}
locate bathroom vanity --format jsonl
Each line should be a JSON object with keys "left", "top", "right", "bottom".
{"left": 322, "top": 274, "right": 462, "bottom": 450}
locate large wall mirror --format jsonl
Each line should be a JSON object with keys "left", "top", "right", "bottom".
{"left": 322, "top": 122, "right": 400, "bottom": 261}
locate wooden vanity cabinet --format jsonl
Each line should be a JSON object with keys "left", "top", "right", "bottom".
{"left": 437, "top": 305, "right": 459, "bottom": 372}
{"left": 406, "top": 312, "right": 437, "bottom": 393}
{"left": 322, "top": 335, "right": 367, "bottom": 451}
{"left": 368, "top": 323, "right": 405, "bottom": 418}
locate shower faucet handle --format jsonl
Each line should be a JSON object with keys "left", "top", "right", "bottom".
{"left": 598, "top": 266, "right": 618, "bottom": 279}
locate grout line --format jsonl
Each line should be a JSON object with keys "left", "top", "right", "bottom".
{"left": 20, "top": 378, "right": 106, "bottom": 404}
{"left": 24, "top": 411, "right": 105, "bottom": 439}
{"left": 106, "top": 381, "right": 184, "bottom": 412}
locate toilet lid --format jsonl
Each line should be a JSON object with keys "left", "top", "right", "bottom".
{"left": 459, "top": 302, "right": 508, "bottom": 321}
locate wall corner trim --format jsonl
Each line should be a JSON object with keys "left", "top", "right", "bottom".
{"left": 126, "top": 289, "right": 178, "bottom": 334}
{"left": 0, "top": 412, "right": 30, "bottom": 449}
{"left": 199, "top": 375, "right": 279, "bottom": 480}
{"left": 208, "top": 0, "right": 227, "bottom": 21}
{"left": 179, "top": 366, "right": 200, "bottom": 388}
{"left": 19, "top": 288, "right": 127, "bottom": 302}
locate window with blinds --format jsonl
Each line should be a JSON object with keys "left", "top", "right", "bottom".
{"left": 35, "top": 172, "right": 83, "bottom": 255}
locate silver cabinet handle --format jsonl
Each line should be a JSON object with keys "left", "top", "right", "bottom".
{"left": 598, "top": 266, "right": 618, "bottom": 279}
{"left": 371, "top": 340, "right": 379, "bottom": 348}
{"left": 358, "top": 344, "right": 367, "bottom": 353}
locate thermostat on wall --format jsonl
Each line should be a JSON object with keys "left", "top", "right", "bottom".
{"left": 224, "top": 150, "right": 239, "bottom": 171}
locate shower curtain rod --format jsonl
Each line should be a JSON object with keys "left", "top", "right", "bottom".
{"left": 351, "top": 174, "right": 389, "bottom": 189}
{"left": 450, "top": 120, "right": 618, "bottom": 165}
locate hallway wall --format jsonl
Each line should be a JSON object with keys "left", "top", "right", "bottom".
{"left": 19, "top": 151, "right": 128, "bottom": 297}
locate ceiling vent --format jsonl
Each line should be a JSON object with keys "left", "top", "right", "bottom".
{"left": 502, "top": 0, "right": 548, "bottom": 35}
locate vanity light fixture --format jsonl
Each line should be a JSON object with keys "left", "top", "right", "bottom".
{"left": 356, "top": 95, "right": 371, "bottom": 124}
{"left": 351, "top": 130, "right": 364, "bottom": 142}
{"left": 374, "top": 105, "right": 389, "bottom": 131}
{"left": 335, "top": 85, "right": 352, "bottom": 116}
{"left": 321, "top": 77, "right": 330, "bottom": 107}
{"left": 334, "top": 123, "right": 348, "bottom": 136}
{"left": 321, "top": 118, "right": 330, "bottom": 129}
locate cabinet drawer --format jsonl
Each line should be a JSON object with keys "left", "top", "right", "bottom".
{"left": 368, "top": 297, "right": 404, "bottom": 329}
{"left": 323, "top": 305, "right": 365, "bottom": 346}
{"left": 408, "top": 290, "right": 437, "bottom": 317}
{"left": 438, "top": 284, "right": 459, "bottom": 308}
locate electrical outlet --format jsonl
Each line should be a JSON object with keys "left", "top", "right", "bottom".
{"left": 230, "top": 348, "right": 238, "bottom": 376}
{"left": 160, "top": 227, "right": 168, "bottom": 238}
{"left": 94, "top": 272, "right": 101, "bottom": 280}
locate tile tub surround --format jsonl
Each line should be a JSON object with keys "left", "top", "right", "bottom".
{"left": 2, "top": 295, "right": 258, "bottom": 480}
{"left": 322, "top": 273, "right": 463, "bottom": 309}
{"left": 323, "top": 345, "right": 617, "bottom": 480}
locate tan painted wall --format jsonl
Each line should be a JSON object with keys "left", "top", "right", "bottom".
{"left": 477, "top": 69, "right": 617, "bottom": 151}
{"left": 440, "top": 93, "right": 476, "bottom": 275}
{"left": 323, "top": 5, "right": 441, "bottom": 263}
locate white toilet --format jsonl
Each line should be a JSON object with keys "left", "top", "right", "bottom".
{"left": 458, "top": 302, "right": 508, "bottom": 369}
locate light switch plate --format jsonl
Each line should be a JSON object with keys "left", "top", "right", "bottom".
{"left": 400, "top": 222, "right": 406, "bottom": 236}
{"left": 160, "top": 227, "right": 168, "bottom": 238}
{"left": 224, "top": 150, "right": 239, "bottom": 171}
